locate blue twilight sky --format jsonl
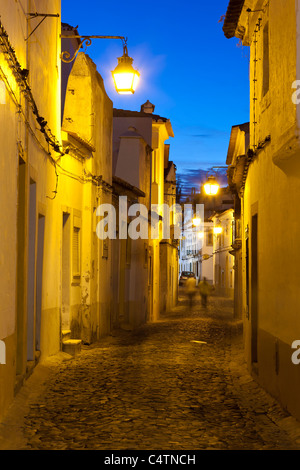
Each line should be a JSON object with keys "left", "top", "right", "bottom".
{"left": 61, "top": 0, "right": 250, "bottom": 192}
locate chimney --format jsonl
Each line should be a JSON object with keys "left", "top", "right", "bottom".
{"left": 141, "top": 100, "right": 155, "bottom": 114}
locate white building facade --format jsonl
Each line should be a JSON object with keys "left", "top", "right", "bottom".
{"left": 211, "top": 209, "right": 235, "bottom": 298}
{"left": 179, "top": 215, "right": 214, "bottom": 285}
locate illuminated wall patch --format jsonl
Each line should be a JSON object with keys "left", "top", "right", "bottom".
{"left": 0, "top": 80, "right": 6, "bottom": 104}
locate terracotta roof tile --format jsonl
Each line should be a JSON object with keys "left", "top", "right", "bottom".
{"left": 223, "top": 0, "right": 245, "bottom": 39}
{"left": 113, "top": 108, "right": 168, "bottom": 122}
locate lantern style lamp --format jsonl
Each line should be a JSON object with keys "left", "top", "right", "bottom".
{"left": 112, "top": 45, "right": 140, "bottom": 94}
{"left": 192, "top": 217, "right": 201, "bottom": 227}
{"left": 60, "top": 34, "right": 140, "bottom": 95}
{"left": 213, "top": 226, "right": 223, "bottom": 235}
{"left": 204, "top": 176, "right": 220, "bottom": 196}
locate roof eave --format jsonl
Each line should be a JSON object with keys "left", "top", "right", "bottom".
{"left": 223, "top": 0, "right": 246, "bottom": 39}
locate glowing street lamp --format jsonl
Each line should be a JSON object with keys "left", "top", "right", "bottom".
{"left": 192, "top": 217, "right": 201, "bottom": 227}
{"left": 112, "top": 45, "right": 140, "bottom": 94}
{"left": 213, "top": 226, "right": 223, "bottom": 235}
{"left": 61, "top": 35, "right": 140, "bottom": 95}
{"left": 204, "top": 176, "right": 220, "bottom": 196}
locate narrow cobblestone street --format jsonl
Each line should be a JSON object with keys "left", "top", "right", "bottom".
{"left": 1, "top": 292, "right": 300, "bottom": 451}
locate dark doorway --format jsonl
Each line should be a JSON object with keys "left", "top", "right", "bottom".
{"left": 35, "top": 214, "right": 45, "bottom": 351}
{"left": 62, "top": 212, "right": 71, "bottom": 330}
{"left": 16, "top": 157, "right": 26, "bottom": 374}
{"left": 251, "top": 213, "right": 258, "bottom": 364}
{"left": 27, "top": 179, "right": 36, "bottom": 361}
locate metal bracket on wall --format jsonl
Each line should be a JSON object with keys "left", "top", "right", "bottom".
{"left": 60, "top": 35, "right": 127, "bottom": 64}
{"left": 25, "top": 13, "right": 60, "bottom": 41}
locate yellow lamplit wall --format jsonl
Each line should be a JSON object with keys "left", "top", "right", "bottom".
{"left": 0, "top": 0, "right": 62, "bottom": 421}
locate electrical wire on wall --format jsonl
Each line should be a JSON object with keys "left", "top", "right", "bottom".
{"left": 0, "top": 18, "right": 112, "bottom": 200}
{"left": 0, "top": 20, "right": 64, "bottom": 155}
{"left": 246, "top": 1, "right": 270, "bottom": 152}
{"left": 247, "top": 9, "right": 262, "bottom": 152}
{"left": 46, "top": 162, "right": 59, "bottom": 200}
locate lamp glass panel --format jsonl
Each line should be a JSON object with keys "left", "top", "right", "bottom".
{"left": 132, "top": 73, "right": 139, "bottom": 91}
{"left": 210, "top": 184, "right": 219, "bottom": 195}
{"left": 204, "top": 180, "right": 219, "bottom": 195}
{"left": 113, "top": 72, "right": 135, "bottom": 93}
{"left": 204, "top": 183, "right": 211, "bottom": 195}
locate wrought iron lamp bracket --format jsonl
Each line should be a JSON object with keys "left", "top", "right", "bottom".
{"left": 205, "top": 166, "right": 228, "bottom": 177}
{"left": 60, "top": 35, "right": 127, "bottom": 64}
{"left": 26, "top": 13, "right": 60, "bottom": 41}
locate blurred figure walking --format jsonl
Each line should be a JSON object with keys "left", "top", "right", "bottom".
{"left": 198, "top": 277, "right": 212, "bottom": 308}
{"left": 185, "top": 276, "right": 197, "bottom": 309}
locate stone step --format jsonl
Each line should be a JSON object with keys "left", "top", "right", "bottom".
{"left": 62, "top": 339, "right": 82, "bottom": 357}
{"left": 61, "top": 329, "right": 71, "bottom": 341}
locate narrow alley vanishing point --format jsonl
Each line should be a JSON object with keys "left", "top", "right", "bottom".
{"left": 1, "top": 294, "right": 299, "bottom": 451}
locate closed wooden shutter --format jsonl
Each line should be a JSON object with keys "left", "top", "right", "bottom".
{"left": 72, "top": 226, "right": 80, "bottom": 276}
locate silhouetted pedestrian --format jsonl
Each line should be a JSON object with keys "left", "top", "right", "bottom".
{"left": 199, "top": 277, "right": 211, "bottom": 308}
{"left": 185, "top": 276, "right": 197, "bottom": 309}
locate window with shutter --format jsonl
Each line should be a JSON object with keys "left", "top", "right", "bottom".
{"left": 72, "top": 226, "right": 80, "bottom": 278}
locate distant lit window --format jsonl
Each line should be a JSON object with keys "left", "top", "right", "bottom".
{"left": 206, "top": 230, "right": 213, "bottom": 246}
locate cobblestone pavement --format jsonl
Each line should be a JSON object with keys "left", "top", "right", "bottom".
{"left": 3, "top": 293, "right": 300, "bottom": 450}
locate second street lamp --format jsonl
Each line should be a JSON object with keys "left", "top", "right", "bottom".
{"left": 213, "top": 226, "right": 223, "bottom": 235}
{"left": 192, "top": 217, "right": 201, "bottom": 227}
{"left": 204, "top": 175, "right": 220, "bottom": 196}
{"left": 203, "top": 166, "right": 228, "bottom": 196}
